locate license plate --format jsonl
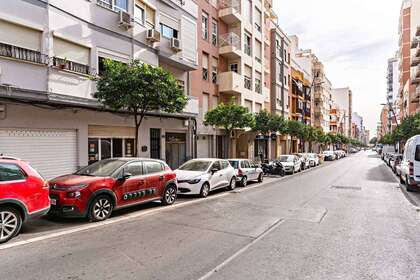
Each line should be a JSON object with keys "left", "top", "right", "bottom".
{"left": 50, "top": 199, "right": 56, "bottom": 206}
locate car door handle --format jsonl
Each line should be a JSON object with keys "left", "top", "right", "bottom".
{"left": 159, "top": 175, "right": 164, "bottom": 181}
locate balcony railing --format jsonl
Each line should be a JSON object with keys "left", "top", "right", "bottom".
{"left": 219, "top": 32, "right": 241, "bottom": 49}
{"left": 218, "top": 0, "right": 241, "bottom": 13}
{"left": 0, "top": 42, "right": 47, "bottom": 64}
{"left": 53, "top": 57, "right": 91, "bottom": 75}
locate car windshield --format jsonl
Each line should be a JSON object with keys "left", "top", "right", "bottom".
{"left": 75, "top": 159, "right": 127, "bottom": 177}
{"left": 278, "top": 156, "right": 294, "bottom": 162}
{"left": 178, "top": 160, "right": 211, "bottom": 171}
{"left": 228, "top": 161, "right": 239, "bottom": 169}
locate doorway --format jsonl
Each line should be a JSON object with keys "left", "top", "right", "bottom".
{"left": 165, "top": 133, "right": 186, "bottom": 169}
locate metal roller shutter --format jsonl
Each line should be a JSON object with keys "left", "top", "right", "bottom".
{"left": 0, "top": 128, "right": 78, "bottom": 179}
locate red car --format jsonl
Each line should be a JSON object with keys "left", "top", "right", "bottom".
{"left": 0, "top": 156, "right": 50, "bottom": 243}
{"left": 48, "top": 158, "right": 177, "bottom": 221}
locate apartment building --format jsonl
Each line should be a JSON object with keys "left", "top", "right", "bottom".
{"left": 216, "top": 0, "right": 275, "bottom": 160}
{"left": 386, "top": 55, "right": 400, "bottom": 131}
{"left": 313, "top": 59, "right": 331, "bottom": 132}
{"left": 0, "top": 0, "right": 200, "bottom": 177}
{"left": 331, "top": 87, "right": 352, "bottom": 137}
{"left": 399, "top": 0, "right": 420, "bottom": 117}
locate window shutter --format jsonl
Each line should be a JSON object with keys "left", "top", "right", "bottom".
{"left": 0, "top": 20, "right": 41, "bottom": 51}
{"left": 53, "top": 37, "right": 90, "bottom": 65}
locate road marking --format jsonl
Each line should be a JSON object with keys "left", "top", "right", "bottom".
{"left": 0, "top": 159, "right": 336, "bottom": 251}
{"left": 197, "top": 218, "right": 285, "bottom": 280}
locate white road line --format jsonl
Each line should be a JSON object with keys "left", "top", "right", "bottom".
{"left": 197, "top": 219, "right": 285, "bottom": 280}
{"left": 0, "top": 161, "right": 333, "bottom": 251}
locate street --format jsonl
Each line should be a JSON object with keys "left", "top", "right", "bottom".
{"left": 1, "top": 151, "right": 420, "bottom": 280}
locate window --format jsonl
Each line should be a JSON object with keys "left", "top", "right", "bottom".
{"left": 221, "top": 161, "right": 229, "bottom": 169}
{"left": 212, "top": 57, "right": 218, "bottom": 83}
{"left": 211, "top": 20, "right": 218, "bottom": 46}
{"left": 143, "top": 161, "right": 163, "bottom": 174}
{"left": 416, "top": 145, "right": 420, "bottom": 161}
{"left": 241, "top": 161, "right": 250, "bottom": 168}
{"left": 145, "top": 5, "right": 156, "bottom": 28}
{"left": 0, "top": 163, "right": 26, "bottom": 182}
{"left": 244, "top": 76, "right": 252, "bottom": 90}
{"left": 160, "top": 24, "right": 178, "bottom": 39}
{"left": 202, "top": 93, "right": 209, "bottom": 118}
{"left": 255, "top": 39, "right": 262, "bottom": 63}
{"left": 245, "top": 0, "right": 252, "bottom": 24}
{"left": 177, "top": 80, "right": 185, "bottom": 92}
{"left": 97, "top": 0, "right": 128, "bottom": 12}
{"left": 126, "top": 162, "right": 143, "bottom": 177}
{"left": 255, "top": 71, "right": 262, "bottom": 93}
{"left": 98, "top": 56, "right": 125, "bottom": 76}
{"left": 88, "top": 137, "right": 135, "bottom": 164}
{"left": 255, "top": 8, "right": 262, "bottom": 32}
{"left": 230, "top": 63, "right": 238, "bottom": 73}
{"left": 202, "top": 53, "right": 209, "bottom": 80}
{"left": 134, "top": 4, "right": 145, "bottom": 25}
{"left": 53, "top": 37, "right": 90, "bottom": 74}
{"left": 202, "top": 12, "right": 209, "bottom": 40}
{"left": 244, "top": 33, "right": 252, "bottom": 56}
{"left": 211, "top": 161, "right": 221, "bottom": 170}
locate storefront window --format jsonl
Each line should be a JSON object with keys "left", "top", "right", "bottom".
{"left": 88, "top": 138, "right": 135, "bottom": 165}
{"left": 101, "top": 138, "right": 112, "bottom": 160}
{"left": 125, "top": 139, "right": 135, "bottom": 157}
{"left": 112, "top": 138, "right": 123, "bottom": 158}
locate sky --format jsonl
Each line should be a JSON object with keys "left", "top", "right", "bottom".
{"left": 273, "top": 0, "right": 402, "bottom": 138}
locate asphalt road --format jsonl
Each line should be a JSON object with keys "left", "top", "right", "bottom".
{"left": 1, "top": 151, "right": 420, "bottom": 280}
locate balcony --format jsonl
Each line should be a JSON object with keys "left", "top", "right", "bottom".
{"left": 219, "top": 32, "right": 242, "bottom": 59}
{"left": 411, "top": 36, "right": 420, "bottom": 48}
{"left": 0, "top": 42, "right": 47, "bottom": 65}
{"left": 218, "top": 0, "right": 241, "bottom": 24}
{"left": 412, "top": 68, "right": 420, "bottom": 85}
{"left": 53, "top": 57, "right": 92, "bottom": 75}
{"left": 218, "top": 71, "right": 242, "bottom": 95}
{"left": 411, "top": 53, "right": 420, "bottom": 67}
{"left": 314, "top": 93, "right": 324, "bottom": 102}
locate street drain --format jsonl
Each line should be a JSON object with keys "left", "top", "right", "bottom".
{"left": 331, "top": 185, "right": 362, "bottom": 191}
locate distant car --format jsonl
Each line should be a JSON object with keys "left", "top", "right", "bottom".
{"left": 323, "top": 150, "right": 336, "bottom": 161}
{"left": 49, "top": 158, "right": 177, "bottom": 222}
{"left": 228, "top": 159, "right": 263, "bottom": 187}
{"left": 306, "top": 153, "right": 320, "bottom": 167}
{"left": 349, "top": 148, "right": 358, "bottom": 153}
{"left": 175, "top": 159, "right": 236, "bottom": 197}
{"left": 0, "top": 156, "right": 50, "bottom": 244}
{"left": 277, "top": 155, "right": 301, "bottom": 174}
{"left": 400, "top": 135, "right": 420, "bottom": 191}
{"left": 391, "top": 154, "right": 403, "bottom": 174}
{"left": 295, "top": 154, "right": 310, "bottom": 170}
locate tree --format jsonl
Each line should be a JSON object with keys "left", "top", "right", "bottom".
{"left": 286, "top": 120, "right": 305, "bottom": 153}
{"left": 95, "top": 59, "right": 187, "bottom": 156}
{"left": 253, "top": 110, "right": 287, "bottom": 135}
{"left": 204, "top": 102, "right": 255, "bottom": 157}
{"left": 369, "top": 137, "right": 377, "bottom": 145}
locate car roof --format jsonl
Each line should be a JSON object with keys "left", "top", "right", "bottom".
{"left": 110, "top": 158, "right": 167, "bottom": 164}
{"left": 228, "top": 159, "right": 251, "bottom": 161}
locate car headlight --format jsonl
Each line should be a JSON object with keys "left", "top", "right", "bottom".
{"left": 187, "top": 178, "right": 201, "bottom": 184}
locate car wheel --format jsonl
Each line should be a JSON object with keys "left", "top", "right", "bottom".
{"left": 241, "top": 176, "right": 248, "bottom": 187}
{"left": 200, "top": 183, "right": 210, "bottom": 198}
{"left": 406, "top": 176, "right": 415, "bottom": 192}
{"left": 258, "top": 173, "right": 263, "bottom": 183}
{"left": 0, "top": 207, "right": 22, "bottom": 244}
{"left": 89, "top": 195, "right": 113, "bottom": 222}
{"left": 162, "top": 185, "right": 177, "bottom": 205}
{"left": 227, "top": 177, "right": 236, "bottom": 191}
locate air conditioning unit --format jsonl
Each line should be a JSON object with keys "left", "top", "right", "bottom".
{"left": 119, "top": 11, "right": 133, "bottom": 29}
{"left": 170, "top": 38, "right": 181, "bottom": 52}
{"left": 146, "top": 29, "right": 161, "bottom": 42}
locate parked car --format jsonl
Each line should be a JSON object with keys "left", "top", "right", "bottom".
{"left": 323, "top": 150, "right": 336, "bottom": 161}
{"left": 0, "top": 156, "right": 50, "bottom": 244}
{"left": 277, "top": 155, "right": 301, "bottom": 174}
{"left": 175, "top": 159, "right": 236, "bottom": 197}
{"left": 306, "top": 153, "right": 320, "bottom": 167}
{"left": 48, "top": 158, "right": 177, "bottom": 222}
{"left": 391, "top": 154, "right": 403, "bottom": 174}
{"left": 228, "top": 159, "right": 263, "bottom": 187}
{"left": 295, "top": 154, "right": 310, "bottom": 170}
{"left": 400, "top": 135, "right": 420, "bottom": 191}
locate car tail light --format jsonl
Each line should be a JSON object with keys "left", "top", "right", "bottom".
{"left": 237, "top": 169, "right": 243, "bottom": 176}
{"left": 42, "top": 181, "right": 49, "bottom": 190}
{"left": 409, "top": 161, "right": 414, "bottom": 176}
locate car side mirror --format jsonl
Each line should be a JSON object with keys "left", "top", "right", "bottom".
{"left": 118, "top": 172, "right": 132, "bottom": 180}
{"left": 210, "top": 168, "right": 219, "bottom": 174}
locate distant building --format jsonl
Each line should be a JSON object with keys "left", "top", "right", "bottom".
{"left": 331, "top": 88, "right": 353, "bottom": 137}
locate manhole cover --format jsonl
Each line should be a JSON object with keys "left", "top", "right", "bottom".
{"left": 331, "top": 185, "right": 362, "bottom": 191}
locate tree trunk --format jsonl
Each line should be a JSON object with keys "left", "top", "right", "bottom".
{"left": 226, "top": 130, "right": 231, "bottom": 158}
{"left": 133, "top": 111, "right": 145, "bottom": 157}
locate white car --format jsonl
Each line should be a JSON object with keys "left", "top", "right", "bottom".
{"left": 228, "top": 159, "right": 264, "bottom": 187}
{"left": 400, "top": 135, "right": 420, "bottom": 192}
{"left": 306, "top": 153, "right": 320, "bottom": 167}
{"left": 175, "top": 159, "right": 236, "bottom": 197}
{"left": 277, "top": 155, "right": 301, "bottom": 174}
{"left": 323, "top": 150, "right": 336, "bottom": 161}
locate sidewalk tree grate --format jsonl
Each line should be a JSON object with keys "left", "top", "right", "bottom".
{"left": 331, "top": 185, "right": 362, "bottom": 191}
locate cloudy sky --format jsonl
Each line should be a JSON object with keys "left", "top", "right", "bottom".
{"left": 273, "top": 0, "right": 402, "bottom": 138}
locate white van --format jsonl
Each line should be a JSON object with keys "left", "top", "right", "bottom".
{"left": 400, "top": 135, "right": 420, "bottom": 191}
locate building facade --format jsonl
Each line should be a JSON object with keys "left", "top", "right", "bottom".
{"left": 331, "top": 87, "right": 352, "bottom": 137}
{"left": 0, "top": 0, "right": 200, "bottom": 177}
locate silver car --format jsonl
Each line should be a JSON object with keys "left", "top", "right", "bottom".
{"left": 228, "top": 159, "right": 264, "bottom": 187}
